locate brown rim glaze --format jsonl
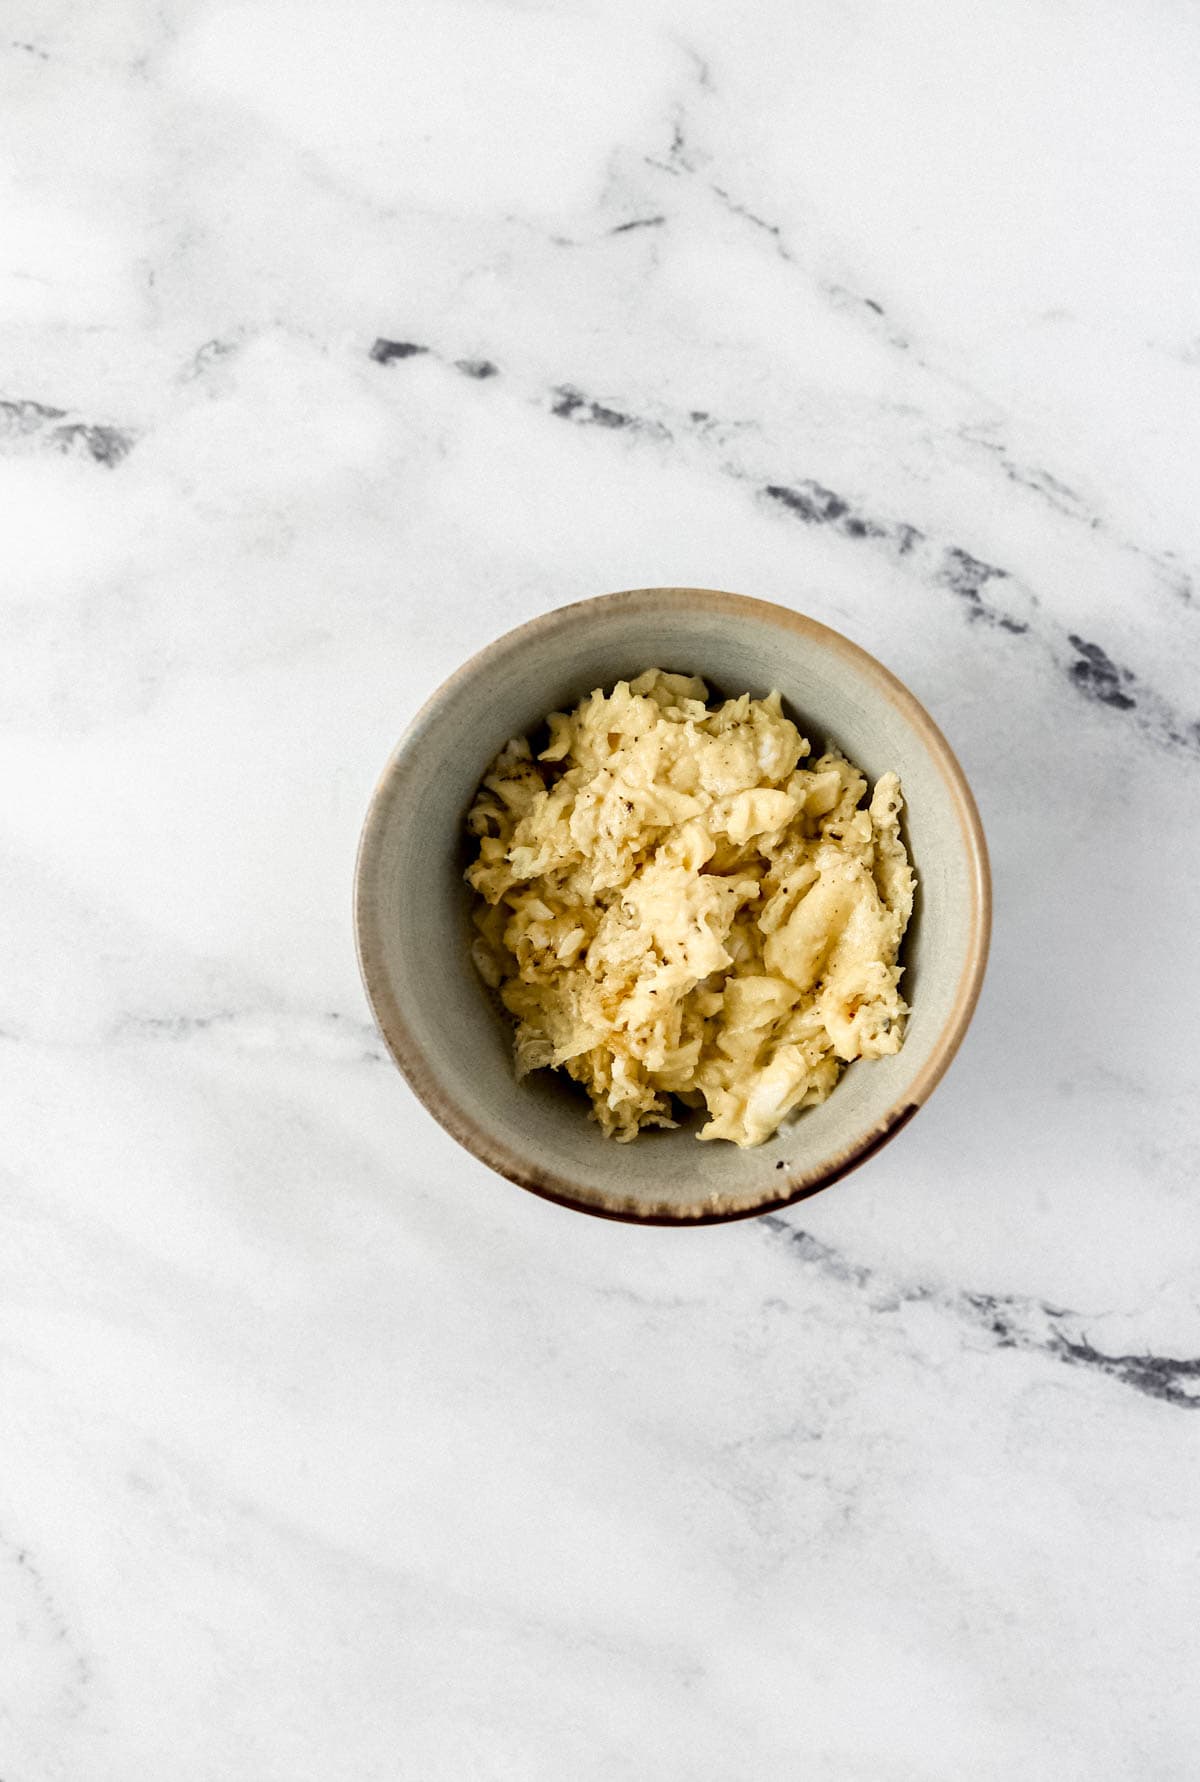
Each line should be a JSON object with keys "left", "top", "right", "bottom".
{"left": 354, "top": 588, "right": 992, "bottom": 1224}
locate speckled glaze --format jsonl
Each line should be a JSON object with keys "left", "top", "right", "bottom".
{"left": 355, "top": 589, "right": 990, "bottom": 1221}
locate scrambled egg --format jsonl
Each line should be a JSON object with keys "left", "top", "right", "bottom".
{"left": 465, "top": 671, "right": 915, "bottom": 1148}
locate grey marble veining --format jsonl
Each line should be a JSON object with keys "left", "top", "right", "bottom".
{"left": 2, "top": 1, "right": 1199, "bottom": 1777}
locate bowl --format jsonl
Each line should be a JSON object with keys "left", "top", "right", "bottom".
{"left": 354, "top": 588, "right": 990, "bottom": 1223}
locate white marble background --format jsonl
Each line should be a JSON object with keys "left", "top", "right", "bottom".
{"left": 3, "top": 1, "right": 1200, "bottom": 1775}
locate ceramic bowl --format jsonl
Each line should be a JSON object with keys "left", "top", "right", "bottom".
{"left": 355, "top": 588, "right": 990, "bottom": 1223}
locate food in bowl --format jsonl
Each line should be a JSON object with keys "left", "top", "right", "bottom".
{"left": 464, "top": 669, "right": 915, "bottom": 1148}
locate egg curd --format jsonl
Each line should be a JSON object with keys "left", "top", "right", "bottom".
{"left": 465, "top": 670, "right": 915, "bottom": 1148}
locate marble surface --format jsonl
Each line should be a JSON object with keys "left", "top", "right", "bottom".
{"left": 3, "top": 1, "right": 1199, "bottom": 1775}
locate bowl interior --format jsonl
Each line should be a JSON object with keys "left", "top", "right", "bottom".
{"left": 355, "top": 590, "right": 988, "bottom": 1221}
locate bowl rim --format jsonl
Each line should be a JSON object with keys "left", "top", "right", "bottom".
{"left": 354, "top": 587, "right": 992, "bottom": 1224}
